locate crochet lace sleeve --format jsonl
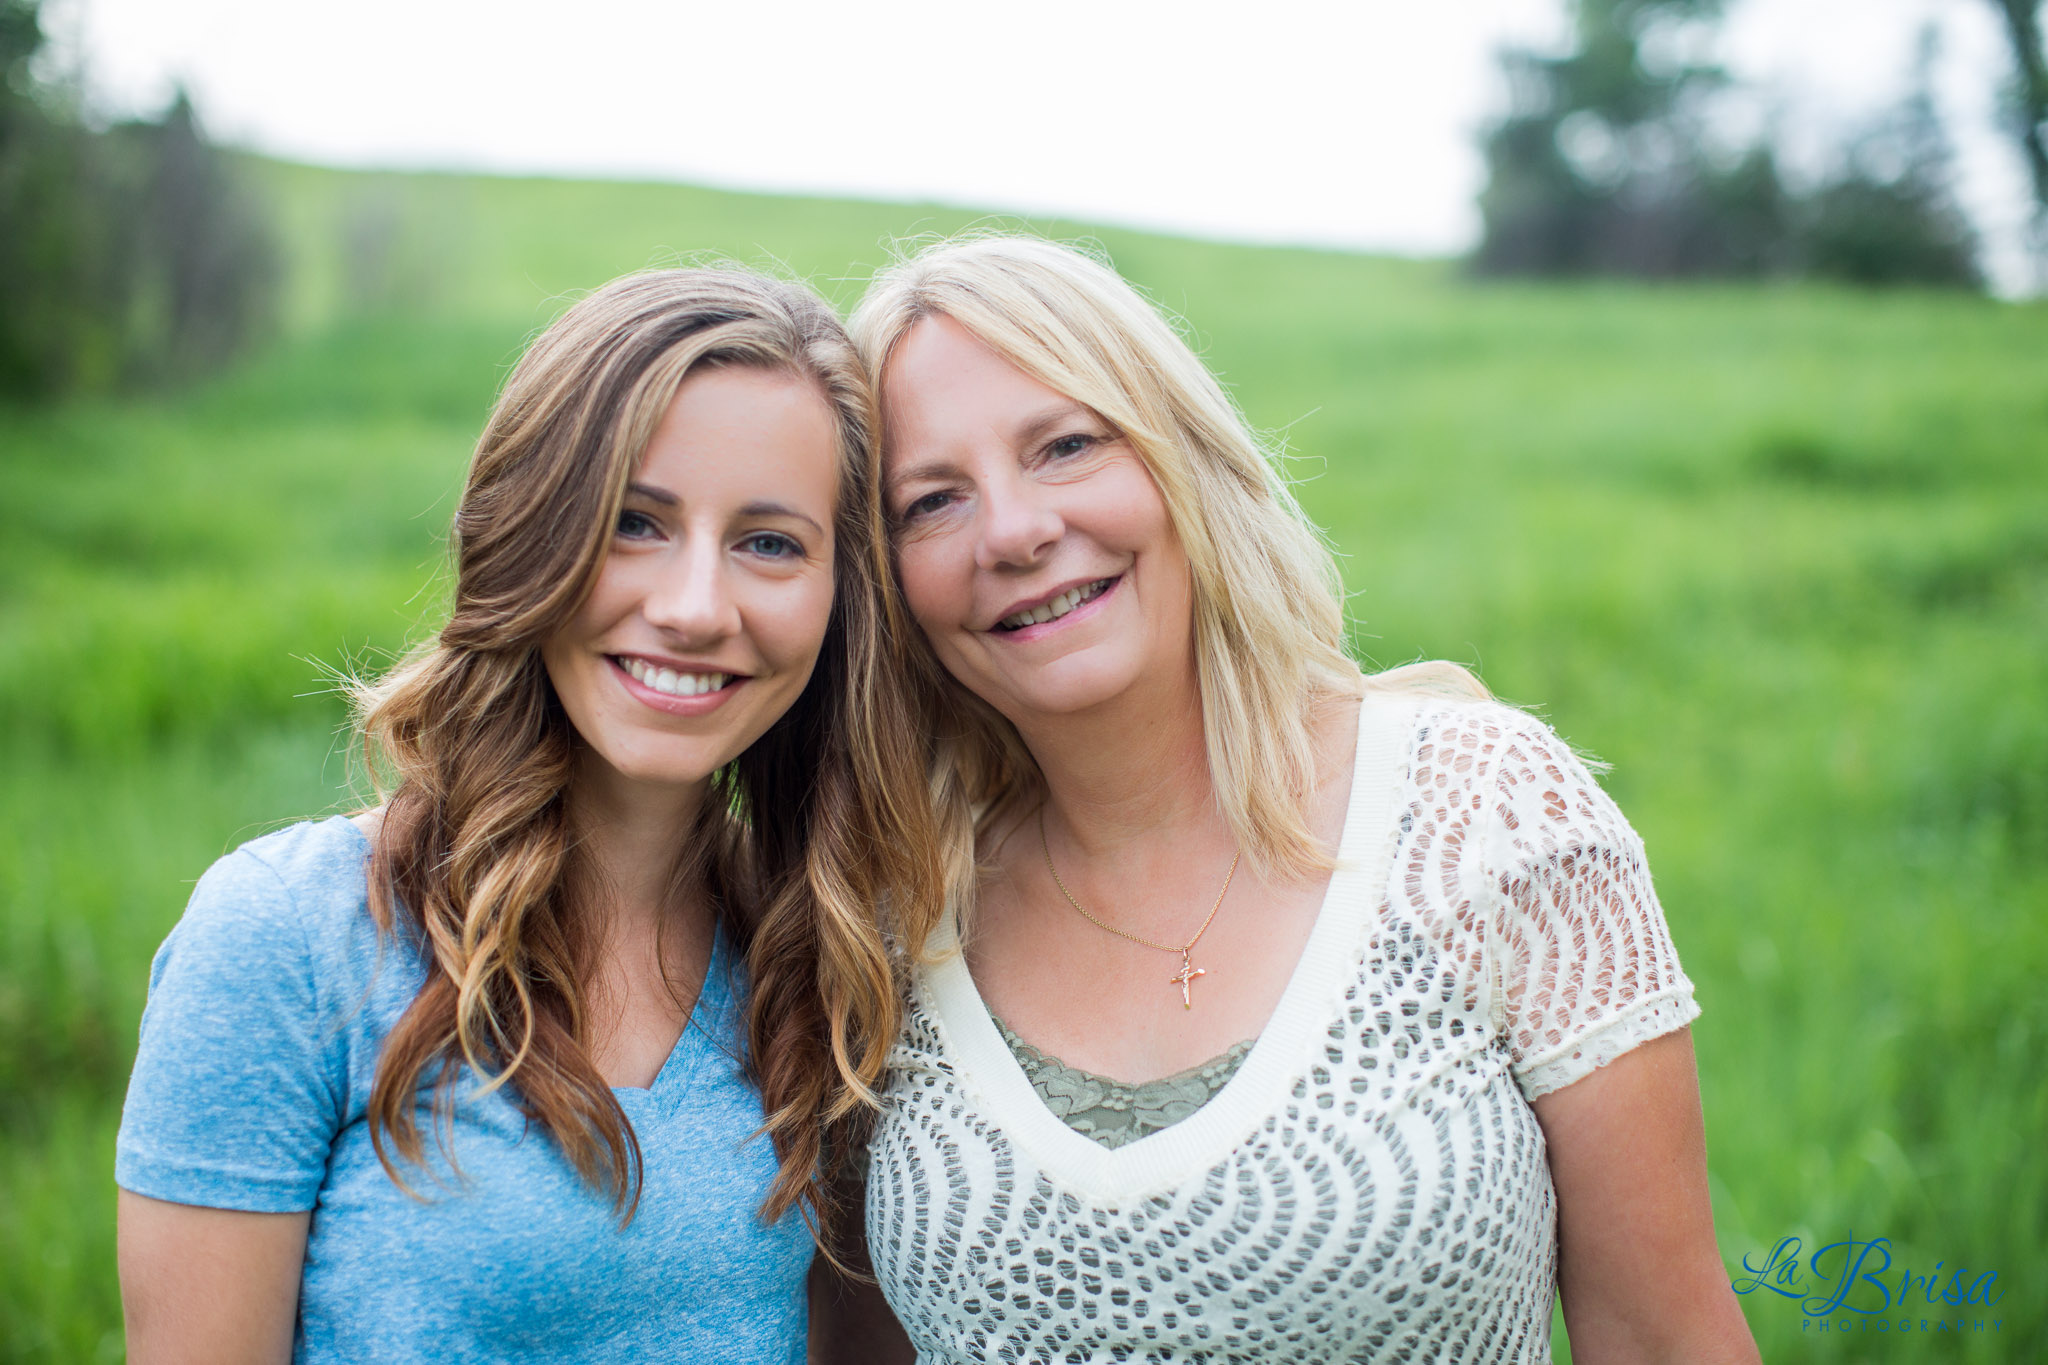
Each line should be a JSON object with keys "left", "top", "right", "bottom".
{"left": 1481, "top": 710, "right": 1700, "bottom": 1101}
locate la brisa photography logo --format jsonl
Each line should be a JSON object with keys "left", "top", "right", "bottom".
{"left": 1732, "top": 1233, "right": 2004, "bottom": 1338}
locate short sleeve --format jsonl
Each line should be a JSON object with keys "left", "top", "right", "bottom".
{"left": 1483, "top": 713, "right": 1700, "bottom": 1100}
{"left": 116, "top": 848, "right": 346, "bottom": 1211}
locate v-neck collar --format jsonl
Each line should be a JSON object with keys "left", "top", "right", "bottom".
{"left": 330, "top": 813, "right": 724, "bottom": 1106}
{"left": 918, "top": 691, "right": 1414, "bottom": 1203}
{"left": 617, "top": 926, "right": 729, "bottom": 1103}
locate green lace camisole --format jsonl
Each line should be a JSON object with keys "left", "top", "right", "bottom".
{"left": 993, "top": 1017, "right": 1255, "bottom": 1150}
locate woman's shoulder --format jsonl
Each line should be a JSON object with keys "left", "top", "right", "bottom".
{"left": 1356, "top": 677, "right": 1629, "bottom": 859}
{"left": 171, "top": 814, "right": 382, "bottom": 978}
{"left": 123, "top": 815, "right": 391, "bottom": 1208}
{"left": 1359, "top": 668, "right": 1583, "bottom": 773}
{"left": 203, "top": 813, "right": 372, "bottom": 909}
{"left": 231, "top": 810, "right": 373, "bottom": 875}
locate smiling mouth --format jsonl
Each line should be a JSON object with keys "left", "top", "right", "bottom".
{"left": 615, "top": 657, "right": 737, "bottom": 697}
{"left": 994, "top": 577, "right": 1117, "bottom": 632}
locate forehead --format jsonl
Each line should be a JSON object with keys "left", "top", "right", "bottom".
{"left": 880, "top": 315, "right": 1077, "bottom": 447}
{"left": 635, "top": 365, "right": 839, "bottom": 507}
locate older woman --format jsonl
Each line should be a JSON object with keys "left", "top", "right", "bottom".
{"left": 116, "top": 268, "right": 937, "bottom": 1363}
{"left": 832, "top": 235, "right": 1759, "bottom": 1363}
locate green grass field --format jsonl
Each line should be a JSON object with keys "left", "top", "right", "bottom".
{"left": 2, "top": 158, "right": 2043, "bottom": 1362}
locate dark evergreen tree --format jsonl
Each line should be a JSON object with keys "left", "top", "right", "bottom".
{"left": 1474, "top": 0, "right": 1980, "bottom": 287}
{"left": 1799, "top": 28, "right": 1980, "bottom": 288}
{"left": 1986, "top": 0, "right": 2047, "bottom": 280}
{"left": 1474, "top": 0, "right": 1793, "bottom": 278}
{"left": 115, "top": 91, "right": 281, "bottom": 384}
{"left": 0, "top": 0, "right": 122, "bottom": 392}
{"left": 0, "top": 0, "right": 277, "bottom": 398}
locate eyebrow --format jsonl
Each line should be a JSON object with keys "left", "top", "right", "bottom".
{"left": 625, "top": 484, "right": 827, "bottom": 537}
{"left": 626, "top": 481, "right": 678, "bottom": 506}
{"left": 739, "top": 500, "right": 827, "bottom": 536}
{"left": 884, "top": 459, "right": 958, "bottom": 494}
{"left": 1012, "top": 401, "right": 1095, "bottom": 451}
{"left": 884, "top": 401, "right": 1102, "bottom": 494}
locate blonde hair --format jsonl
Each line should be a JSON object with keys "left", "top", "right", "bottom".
{"left": 852, "top": 235, "right": 1482, "bottom": 941}
{"left": 353, "top": 267, "right": 941, "bottom": 1242}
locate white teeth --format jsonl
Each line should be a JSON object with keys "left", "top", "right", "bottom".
{"left": 999, "top": 578, "right": 1110, "bottom": 631}
{"left": 621, "top": 658, "right": 729, "bottom": 697}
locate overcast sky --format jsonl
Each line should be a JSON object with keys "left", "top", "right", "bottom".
{"left": 46, "top": 0, "right": 2039, "bottom": 293}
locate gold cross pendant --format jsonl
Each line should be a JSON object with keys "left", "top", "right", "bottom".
{"left": 1170, "top": 953, "right": 1207, "bottom": 1010}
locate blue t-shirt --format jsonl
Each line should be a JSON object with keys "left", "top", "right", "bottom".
{"left": 116, "top": 816, "right": 812, "bottom": 1363}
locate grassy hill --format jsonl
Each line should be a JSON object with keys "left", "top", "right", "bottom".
{"left": 2, "top": 159, "right": 2043, "bottom": 1362}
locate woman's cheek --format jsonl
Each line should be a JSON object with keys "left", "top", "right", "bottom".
{"left": 896, "top": 539, "right": 957, "bottom": 633}
{"left": 792, "top": 571, "right": 839, "bottom": 662}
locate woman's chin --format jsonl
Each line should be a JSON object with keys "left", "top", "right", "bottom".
{"left": 977, "top": 662, "right": 1165, "bottom": 726}
{"left": 575, "top": 742, "right": 727, "bottom": 800}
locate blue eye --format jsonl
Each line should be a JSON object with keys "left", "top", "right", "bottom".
{"left": 900, "top": 491, "right": 952, "bottom": 523}
{"left": 616, "top": 509, "right": 659, "bottom": 538}
{"left": 743, "top": 532, "right": 802, "bottom": 559}
{"left": 1046, "top": 433, "right": 1097, "bottom": 460}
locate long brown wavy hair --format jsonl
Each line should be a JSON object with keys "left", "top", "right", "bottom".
{"left": 352, "top": 268, "right": 941, "bottom": 1242}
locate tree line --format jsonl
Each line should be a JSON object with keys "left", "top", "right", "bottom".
{"left": 0, "top": 0, "right": 277, "bottom": 399}
{"left": 6, "top": 0, "right": 2042, "bottom": 408}
{"left": 1474, "top": 0, "right": 2048, "bottom": 288}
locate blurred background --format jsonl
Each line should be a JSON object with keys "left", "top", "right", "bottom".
{"left": 1, "top": 0, "right": 2043, "bottom": 1359}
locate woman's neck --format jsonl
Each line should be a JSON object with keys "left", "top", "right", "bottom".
{"left": 564, "top": 754, "right": 709, "bottom": 936}
{"left": 1010, "top": 663, "right": 1222, "bottom": 860}
{"left": 561, "top": 754, "right": 716, "bottom": 1084}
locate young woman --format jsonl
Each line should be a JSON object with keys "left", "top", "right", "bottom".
{"left": 836, "top": 236, "right": 1761, "bottom": 1363}
{"left": 115, "top": 268, "right": 938, "bottom": 1363}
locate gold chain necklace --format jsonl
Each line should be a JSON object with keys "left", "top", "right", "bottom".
{"left": 1037, "top": 806, "right": 1241, "bottom": 1010}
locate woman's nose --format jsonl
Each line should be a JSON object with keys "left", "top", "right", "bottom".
{"left": 974, "top": 470, "right": 1062, "bottom": 571}
{"left": 642, "top": 538, "right": 742, "bottom": 643}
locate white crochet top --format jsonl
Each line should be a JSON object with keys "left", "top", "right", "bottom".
{"left": 865, "top": 693, "right": 1701, "bottom": 1363}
